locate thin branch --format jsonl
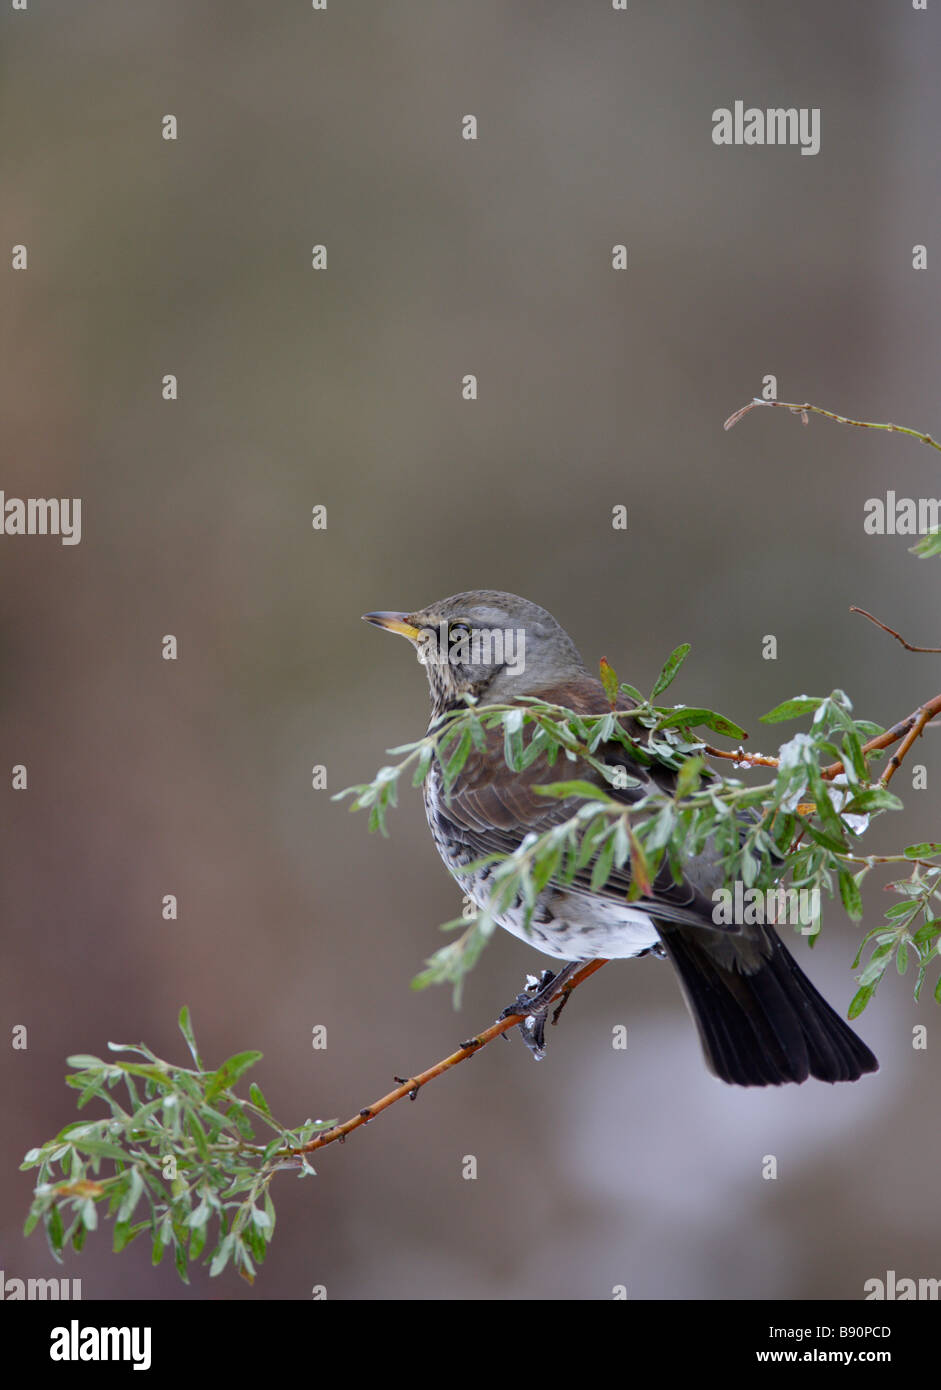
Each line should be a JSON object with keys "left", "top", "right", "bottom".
{"left": 819, "top": 703, "right": 941, "bottom": 780}
{"left": 849, "top": 607, "right": 941, "bottom": 654}
{"left": 701, "top": 744, "right": 780, "bottom": 769}
{"left": 723, "top": 397, "right": 941, "bottom": 452}
{"left": 703, "top": 696, "right": 940, "bottom": 807}
{"left": 880, "top": 699, "right": 940, "bottom": 787}
{"left": 293, "top": 959, "right": 609, "bottom": 1156}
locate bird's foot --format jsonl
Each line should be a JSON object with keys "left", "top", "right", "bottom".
{"left": 499, "top": 963, "right": 582, "bottom": 1060}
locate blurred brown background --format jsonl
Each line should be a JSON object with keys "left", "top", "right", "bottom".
{"left": 1, "top": 1, "right": 939, "bottom": 1300}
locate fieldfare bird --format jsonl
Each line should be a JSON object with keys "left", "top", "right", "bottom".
{"left": 364, "top": 591, "right": 879, "bottom": 1088}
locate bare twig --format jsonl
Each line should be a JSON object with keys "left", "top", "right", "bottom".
{"left": 701, "top": 744, "right": 780, "bottom": 769}
{"left": 293, "top": 958, "right": 609, "bottom": 1156}
{"left": 723, "top": 397, "right": 941, "bottom": 452}
{"left": 850, "top": 607, "right": 941, "bottom": 654}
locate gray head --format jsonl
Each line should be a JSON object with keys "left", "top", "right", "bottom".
{"left": 363, "top": 590, "right": 587, "bottom": 713}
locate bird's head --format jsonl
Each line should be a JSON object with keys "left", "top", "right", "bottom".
{"left": 363, "top": 590, "right": 587, "bottom": 715}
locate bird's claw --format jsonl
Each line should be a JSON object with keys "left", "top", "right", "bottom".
{"left": 499, "top": 968, "right": 576, "bottom": 1061}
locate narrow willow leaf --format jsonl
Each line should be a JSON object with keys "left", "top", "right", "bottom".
{"left": 841, "top": 787, "right": 903, "bottom": 815}
{"left": 178, "top": 1007, "right": 202, "bottom": 1068}
{"left": 503, "top": 709, "right": 524, "bottom": 772}
{"left": 675, "top": 756, "right": 704, "bottom": 798}
{"left": 841, "top": 730, "right": 867, "bottom": 783}
{"left": 650, "top": 643, "right": 691, "bottom": 699}
{"left": 760, "top": 697, "right": 823, "bottom": 724}
{"left": 249, "top": 1083, "right": 271, "bottom": 1116}
{"left": 599, "top": 657, "right": 619, "bottom": 707}
{"left": 910, "top": 529, "right": 941, "bottom": 557}
{"left": 205, "top": 1052, "right": 263, "bottom": 1102}
{"left": 655, "top": 707, "right": 747, "bottom": 740}
{"left": 847, "top": 983, "right": 875, "bottom": 1019}
{"left": 802, "top": 822, "right": 848, "bottom": 855}
{"left": 532, "top": 780, "right": 613, "bottom": 802}
{"left": 590, "top": 834, "right": 616, "bottom": 893}
{"left": 628, "top": 829, "right": 652, "bottom": 897}
{"left": 442, "top": 727, "right": 473, "bottom": 792}
{"left": 838, "top": 869, "right": 863, "bottom": 921}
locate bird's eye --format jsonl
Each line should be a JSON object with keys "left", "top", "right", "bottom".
{"left": 449, "top": 622, "right": 472, "bottom": 640}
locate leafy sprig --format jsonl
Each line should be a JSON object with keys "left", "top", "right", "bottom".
{"left": 21, "top": 1008, "right": 331, "bottom": 1284}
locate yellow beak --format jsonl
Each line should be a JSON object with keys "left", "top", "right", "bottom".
{"left": 362, "top": 611, "right": 424, "bottom": 643}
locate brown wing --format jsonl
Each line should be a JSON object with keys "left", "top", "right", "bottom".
{"left": 431, "top": 675, "right": 729, "bottom": 931}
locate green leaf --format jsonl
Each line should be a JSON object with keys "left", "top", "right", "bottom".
{"left": 628, "top": 828, "right": 652, "bottom": 897}
{"left": 599, "top": 657, "right": 619, "bottom": 707}
{"left": 112, "top": 1220, "right": 133, "bottom": 1254}
{"left": 910, "top": 529, "right": 941, "bottom": 557}
{"left": 411, "top": 744, "right": 434, "bottom": 788}
{"left": 840, "top": 787, "right": 903, "bottom": 815}
{"left": 650, "top": 644, "right": 691, "bottom": 699}
{"left": 530, "top": 846, "right": 562, "bottom": 896}
{"left": 905, "top": 843, "right": 941, "bottom": 858}
{"left": 859, "top": 943, "right": 896, "bottom": 986}
{"left": 189, "top": 1222, "right": 208, "bottom": 1262}
{"left": 760, "top": 697, "right": 823, "bottom": 724}
{"left": 802, "top": 821, "right": 848, "bottom": 854}
{"left": 67, "top": 1137, "right": 130, "bottom": 1161}
{"left": 675, "top": 756, "right": 705, "bottom": 798}
{"left": 187, "top": 1197, "right": 211, "bottom": 1229}
{"left": 841, "top": 730, "right": 867, "bottom": 783}
{"left": 654, "top": 707, "right": 747, "bottom": 740}
{"left": 187, "top": 1110, "right": 210, "bottom": 1160}
{"left": 442, "top": 727, "right": 473, "bottom": 792}
{"left": 210, "top": 1234, "right": 235, "bottom": 1278}
{"left": 249, "top": 1083, "right": 271, "bottom": 1116}
{"left": 178, "top": 1007, "right": 202, "bottom": 1068}
{"left": 590, "top": 833, "right": 616, "bottom": 893}
{"left": 251, "top": 1205, "right": 272, "bottom": 1231}
{"left": 838, "top": 869, "right": 863, "bottom": 921}
{"left": 807, "top": 766, "right": 847, "bottom": 848}
{"left": 205, "top": 1051, "right": 263, "bottom": 1102}
{"left": 532, "top": 780, "right": 613, "bottom": 803}
{"left": 45, "top": 1203, "right": 65, "bottom": 1259}
{"left": 115, "top": 1169, "right": 144, "bottom": 1224}
{"left": 502, "top": 709, "right": 524, "bottom": 772}
{"left": 644, "top": 805, "right": 675, "bottom": 854}
{"left": 847, "top": 983, "right": 875, "bottom": 1020}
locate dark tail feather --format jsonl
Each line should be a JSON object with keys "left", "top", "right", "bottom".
{"left": 659, "top": 926, "right": 879, "bottom": 1087}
